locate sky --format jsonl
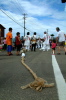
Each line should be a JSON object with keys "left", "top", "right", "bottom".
{"left": 0, "top": 0, "right": 66, "bottom": 38}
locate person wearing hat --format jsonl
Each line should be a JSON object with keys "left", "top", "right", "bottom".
{"left": 15, "top": 32, "right": 21, "bottom": 55}
{"left": 6, "top": 27, "right": 13, "bottom": 56}
{"left": 24, "top": 32, "right": 31, "bottom": 51}
{"left": 56, "top": 27, "right": 66, "bottom": 55}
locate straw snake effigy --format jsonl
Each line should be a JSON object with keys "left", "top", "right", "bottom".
{"left": 21, "top": 51, "right": 54, "bottom": 91}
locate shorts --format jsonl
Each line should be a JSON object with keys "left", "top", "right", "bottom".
{"left": 52, "top": 48, "right": 55, "bottom": 50}
{"left": 7, "top": 45, "right": 12, "bottom": 52}
{"left": 58, "top": 41, "right": 65, "bottom": 47}
{"left": 16, "top": 45, "right": 21, "bottom": 51}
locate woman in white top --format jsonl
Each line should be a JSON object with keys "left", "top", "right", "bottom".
{"left": 24, "top": 32, "right": 31, "bottom": 51}
{"left": 40, "top": 31, "right": 50, "bottom": 51}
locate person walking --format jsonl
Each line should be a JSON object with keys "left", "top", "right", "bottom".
{"left": 56, "top": 27, "right": 66, "bottom": 55}
{"left": 40, "top": 31, "right": 50, "bottom": 51}
{"left": 15, "top": 32, "right": 21, "bottom": 55}
{"left": 31, "top": 32, "right": 37, "bottom": 51}
{"left": 6, "top": 27, "right": 13, "bottom": 56}
{"left": 24, "top": 32, "right": 31, "bottom": 51}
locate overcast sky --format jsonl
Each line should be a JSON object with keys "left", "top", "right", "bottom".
{"left": 0, "top": 0, "right": 66, "bottom": 38}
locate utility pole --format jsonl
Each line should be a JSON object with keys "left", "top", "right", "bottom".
{"left": 47, "top": 29, "right": 48, "bottom": 33}
{"left": 23, "top": 13, "right": 27, "bottom": 36}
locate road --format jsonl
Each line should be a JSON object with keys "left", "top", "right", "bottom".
{"left": 0, "top": 49, "right": 66, "bottom": 100}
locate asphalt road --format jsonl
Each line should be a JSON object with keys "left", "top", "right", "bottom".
{"left": 0, "top": 49, "right": 66, "bottom": 100}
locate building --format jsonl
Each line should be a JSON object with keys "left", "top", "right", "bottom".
{"left": 0, "top": 24, "right": 6, "bottom": 44}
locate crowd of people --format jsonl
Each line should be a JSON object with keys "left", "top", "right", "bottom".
{"left": 0, "top": 27, "right": 66, "bottom": 55}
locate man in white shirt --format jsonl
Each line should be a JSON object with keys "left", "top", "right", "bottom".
{"left": 56, "top": 27, "right": 66, "bottom": 55}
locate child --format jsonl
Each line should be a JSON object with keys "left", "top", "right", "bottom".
{"left": 51, "top": 39, "right": 56, "bottom": 55}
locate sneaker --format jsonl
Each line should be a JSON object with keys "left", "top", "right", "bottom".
{"left": 57, "top": 53, "right": 61, "bottom": 55}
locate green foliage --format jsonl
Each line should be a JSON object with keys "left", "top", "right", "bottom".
{"left": 51, "top": 34, "right": 54, "bottom": 36}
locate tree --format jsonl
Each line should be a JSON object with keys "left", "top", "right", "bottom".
{"left": 61, "top": 0, "right": 66, "bottom": 3}
{"left": 51, "top": 34, "right": 54, "bottom": 37}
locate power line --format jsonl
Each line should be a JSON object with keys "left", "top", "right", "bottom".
{"left": 0, "top": 9, "right": 33, "bottom": 33}
{"left": 15, "top": 0, "right": 24, "bottom": 13}
{"left": 26, "top": 20, "right": 48, "bottom": 30}
{"left": 11, "top": 0, "right": 22, "bottom": 13}
{"left": 0, "top": 2, "right": 22, "bottom": 22}
{"left": 0, "top": 2, "right": 53, "bottom": 34}
{"left": 0, "top": 9, "right": 23, "bottom": 27}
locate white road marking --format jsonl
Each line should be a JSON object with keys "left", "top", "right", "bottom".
{"left": 52, "top": 55, "right": 66, "bottom": 100}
